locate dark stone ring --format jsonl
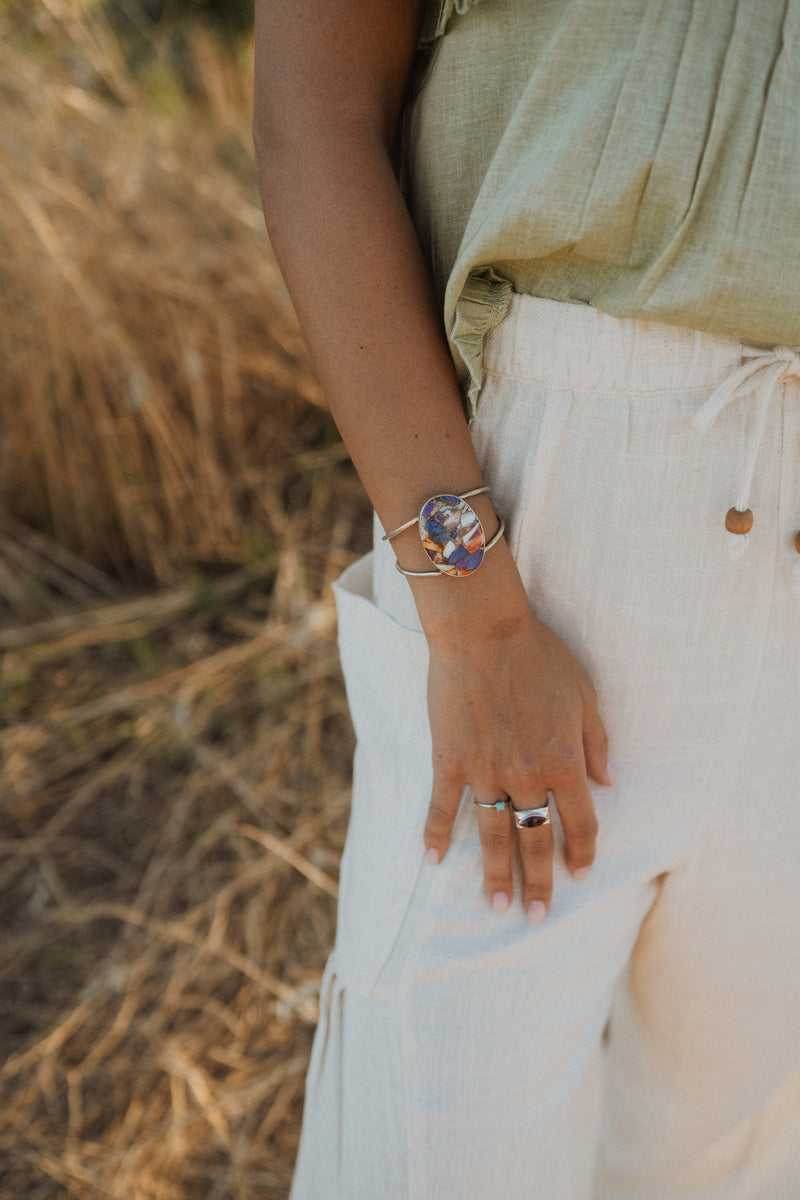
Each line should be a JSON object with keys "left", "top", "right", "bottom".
{"left": 511, "top": 797, "right": 552, "bottom": 830}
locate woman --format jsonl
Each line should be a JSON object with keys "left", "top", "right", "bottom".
{"left": 254, "top": 2, "right": 800, "bottom": 1196}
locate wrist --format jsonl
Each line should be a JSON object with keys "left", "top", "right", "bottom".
{"left": 410, "top": 536, "right": 534, "bottom": 648}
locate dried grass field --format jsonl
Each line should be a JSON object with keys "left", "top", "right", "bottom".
{"left": 0, "top": 5, "right": 370, "bottom": 1196}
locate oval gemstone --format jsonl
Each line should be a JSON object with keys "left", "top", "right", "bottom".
{"left": 419, "top": 494, "right": 486, "bottom": 577}
{"left": 518, "top": 811, "right": 548, "bottom": 829}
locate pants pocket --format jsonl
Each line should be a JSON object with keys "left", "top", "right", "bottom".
{"left": 331, "top": 552, "right": 435, "bottom": 994}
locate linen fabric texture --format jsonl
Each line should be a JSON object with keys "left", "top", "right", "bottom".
{"left": 289, "top": 294, "right": 800, "bottom": 1200}
{"left": 402, "top": 0, "right": 800, "bottom": 411}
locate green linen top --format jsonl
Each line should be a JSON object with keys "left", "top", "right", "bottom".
{"left": 402, "top": 0, "right": 800, "bottom": 414}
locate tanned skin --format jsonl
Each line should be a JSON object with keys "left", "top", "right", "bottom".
{"left": 253, "top": 0, "right": 612, "bottom": 922}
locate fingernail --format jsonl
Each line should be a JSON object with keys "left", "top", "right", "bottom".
{"left": 606, "top": 761, "right": 618, "bottom": 785}
{"left": 528, "top": 901, "right": 547, "bottom": 926}
{"left": 492, "top": 892, "right": 510, "bottom": 915}
{"left": 574, "top": 866, "right": 591, "bottom": 882}
{"left": 425, "top": 847, "right": 440, "bottom": 866}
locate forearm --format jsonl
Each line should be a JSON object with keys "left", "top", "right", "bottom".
{"left": 253, "top": 3, "right": 531, "bottom": 638}
{"left": 253, "top": 3, "right": 610, "bottom": 899}
{"left": 258, "top": 132, "right": 531, "bottom": 635}
{"left": 257, "top": 132, "right": 475, "bottom": 528}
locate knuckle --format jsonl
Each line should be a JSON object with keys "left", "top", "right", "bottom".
{"left": 548, "top": 744, "right": 583, "bottom": 780}
{"left": 434, "top": 755, "right": 462, "bottom": 786}
{"left": 426, "top": 800, "right": 456, "bottom": 829}
{"left": 480, "top": 830, "right": 512, "bottom": 854}
{"left": 569, "top": 815, "right": 599, "bottom": 844}
{"left": 521, "top": 835, "right": 553, "bottom": 864}
{"left": 508, "top": 754, "right": 542, "bottom": 788}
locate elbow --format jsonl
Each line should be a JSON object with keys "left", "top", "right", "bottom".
{"left": 251, "top": 102, "right": 280, "bottom": 189}
{"left": 251, "top": 104, "right": 295, "bottom": 224}
{"left": 251, "top": 98, "right": 282, "bottom": 173}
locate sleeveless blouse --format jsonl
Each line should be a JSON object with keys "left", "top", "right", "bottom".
{"left": 402, "top": 0, "right": 800, "bottom": 412}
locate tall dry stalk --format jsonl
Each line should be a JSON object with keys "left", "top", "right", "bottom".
{"left": 0, "top": 0, "right": 340, "bottom": 588}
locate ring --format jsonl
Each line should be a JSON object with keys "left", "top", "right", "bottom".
{"left": 511, "top": 794, "right": 552, "bottom": 830}
{"left": 473, "top": 797, "right": 509, "bottom": 813}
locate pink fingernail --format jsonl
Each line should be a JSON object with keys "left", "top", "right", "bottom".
{"left": 606, "top": 761, "right": 618, "bottom": 785}
{"left": 528, "top": 901, "right": 547, "bottom": 926}
{"left": 492, "top": 892, "right": 510, "bottom": 915}
{"left": 574, "top": 866, "right": 591, "bottom": 882}
{"left": 425, "top": 847, "right": 440, "bottom": 866}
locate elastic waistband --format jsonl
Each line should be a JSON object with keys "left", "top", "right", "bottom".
{"left": 481, "top": 294, "right": 787, "bottom": 395}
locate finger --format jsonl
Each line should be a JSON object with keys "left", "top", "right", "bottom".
{"left": 475, "top": 796, "right": 514, "bottom": 913}
{"left": 423, "top": 771, "right": 464, "bottom": 864}
{"left": 553, "top": 779, "right": 598, "bottom": 878}
{"left": 582, "top": 694, "right": 613, "bottom": 786}
{"left": 516, "top": 804, "right": 555, "bottom": 924}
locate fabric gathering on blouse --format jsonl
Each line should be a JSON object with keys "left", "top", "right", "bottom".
{"left": 403, "top": 0, "right": 800, "bottom": 415}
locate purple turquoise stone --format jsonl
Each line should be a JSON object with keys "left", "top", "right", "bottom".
{"left": 419, "top": 494, "right": 486, "bottom": 577}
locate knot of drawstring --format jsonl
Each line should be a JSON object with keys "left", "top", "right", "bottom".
{"left": 693, "top": 345, "right": 800, "bottom": 564}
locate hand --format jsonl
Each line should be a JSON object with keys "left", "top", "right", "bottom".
{"left": 421, "top": 582, "right": 612, "bottom": 924}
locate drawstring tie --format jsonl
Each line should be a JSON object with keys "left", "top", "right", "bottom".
{"left": 693, "top": 345, "right": 800, "bottom": 574}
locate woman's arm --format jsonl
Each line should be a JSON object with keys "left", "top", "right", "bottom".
{"left": 253, "top": 0, "right": 612, "bottom": 919}
{"left": 253, "top": 0, "right": 493, "bottom": 585}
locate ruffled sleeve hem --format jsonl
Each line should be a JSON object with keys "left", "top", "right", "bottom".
{"left": 419, "top": 0, "right": 485, "bottom": 45}
{"left": 449, "top": 267, "right": 513, "bottom": 418}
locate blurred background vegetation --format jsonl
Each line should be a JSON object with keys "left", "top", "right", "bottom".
{"left": 0, "top": 2, "right": 369, "bottom": 1196}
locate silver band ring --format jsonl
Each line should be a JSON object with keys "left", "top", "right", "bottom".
{"left": 511, "top": 794, "right": 553, "bottom": 830}
{"left": 473, "top": 797, "right": 509, "bottom": 813}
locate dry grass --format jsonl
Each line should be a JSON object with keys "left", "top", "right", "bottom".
{"left": 1, "top": 4, "right": 371, "bottom": 1197}
{"left": 0, "top": 0, "right": 333, "bottom": 587}
{"left": 0, "top": 570, "right": 357, "bottom": 1199}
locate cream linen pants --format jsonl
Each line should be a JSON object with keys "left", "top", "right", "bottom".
{"left": 290, "top": 295, "right": 800, "bottom": 1200}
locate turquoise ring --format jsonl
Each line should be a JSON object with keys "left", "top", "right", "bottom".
{"left": 473, "top": 797, "right": 509, "bottom": 813}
